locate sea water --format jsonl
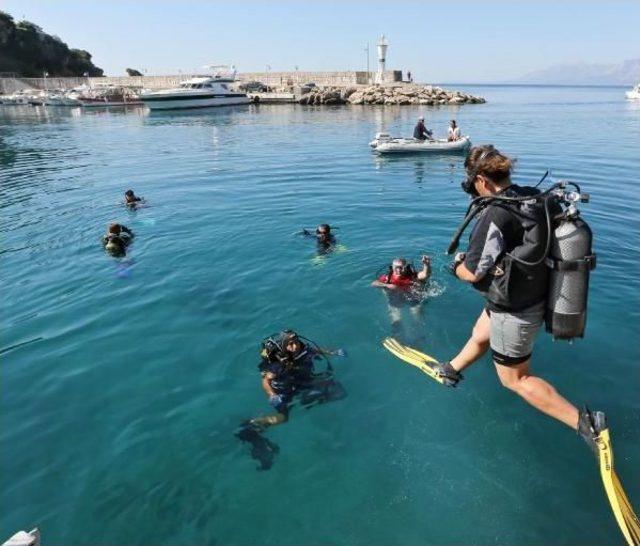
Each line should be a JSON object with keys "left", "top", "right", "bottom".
{"left": 1, "top": 86, "right": 639, "bottom": 545}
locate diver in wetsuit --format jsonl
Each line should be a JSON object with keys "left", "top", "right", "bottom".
{"left": 302, "top": 223, "right": 337, "bottom": 255}
{"left": 236, "top": 331, "right": 347, "bottom": 469}
{"left": 102, "top": 223, "right": 134, "bottom": 257}
{"left": 250, "top": 330, "right": 347, "bottom": 428}
{"left": 124, "top": 189, "right": 144, "bottom": 208}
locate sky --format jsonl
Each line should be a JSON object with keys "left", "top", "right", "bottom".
{"left": 3, "top": 0, "right": 639, "bottom": 82}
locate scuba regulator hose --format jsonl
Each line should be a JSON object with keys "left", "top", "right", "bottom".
{"left": 446, "top": 181, "right": 582, "bottom": 269}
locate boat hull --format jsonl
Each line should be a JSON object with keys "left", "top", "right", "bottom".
{"left": 140, "top": 94, "right": 250, "bottom": 110}
{"left": 371, "top": 136, "right": 471, "bottom": 154}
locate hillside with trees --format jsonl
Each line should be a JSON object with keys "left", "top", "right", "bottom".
{"left": 0, "top": 10, "right": 103, "bottom": 77}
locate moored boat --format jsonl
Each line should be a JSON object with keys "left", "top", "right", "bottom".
{"left": 77, "top": 85, "right": 142, "bottom": 107}
{"left": 139, "top": 67, "right": 250, "bottom": 110}
{"left": 370, "top": 132, "right": 471, "bottom": 154}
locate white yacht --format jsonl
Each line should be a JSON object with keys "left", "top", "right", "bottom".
{"left": 625, "top": 84, "right": 640, "bottom": 100}
{"left": 139, "top": 69, "right": 250, "bottom": 110}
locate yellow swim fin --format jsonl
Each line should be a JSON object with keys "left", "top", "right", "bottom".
{"left": 382, "top": 337, "right": 453, "bottom": 385}
{"left": 596, "top": 426, "right": 640, "bottom": 546}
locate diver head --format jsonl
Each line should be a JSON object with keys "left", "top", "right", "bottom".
{"left": 462, "top": 145, "right": 513, "bottom": 197}
{"left": 124, "top": 189, "right": 135, "bottom": 202}
{"left": 391, "top": 258, "right": 412, "bottom": 277}
{"left": 281, "top": 330, "right": 303, "bottom": 355}
{"left": 108, "top": 223, "right": 123, "bottom": 235}
{"left": 316, "top": 224, "right": 332, "bottom": 243}
{"left": 450, "top": 119, "right": 457, "bottom": 128}
{"left": 417, "top": 116, "right": 425, "bottom": 122}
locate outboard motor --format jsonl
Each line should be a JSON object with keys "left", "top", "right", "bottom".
{"left": 545, "top": 196, "right": 596, "bottom": 340}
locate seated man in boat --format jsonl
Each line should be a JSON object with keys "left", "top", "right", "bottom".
{"left": 102, "top": 223, "right": 134, "bottom": 257}
{"left": 371, "top": 256, "right": 431, "bottom": 333}
{"left": 413, "top": 116, "right": 433, "bottom": 141}
{"left": 124, "top": 189, "right": 144, "bottom": 208}
{"left": 447, "top": 120, "right": 461, "bottom": 141}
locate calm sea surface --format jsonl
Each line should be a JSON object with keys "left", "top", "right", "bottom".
{"left": 1, "top": 86, "right": 639, "bottom": 545}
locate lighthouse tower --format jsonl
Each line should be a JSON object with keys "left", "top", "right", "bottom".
{"left": 375, "top": 34, "right": 388, "bottom": 84}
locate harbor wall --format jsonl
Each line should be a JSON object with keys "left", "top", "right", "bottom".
{"left": 0, "top": 70, "right": 403, "bottom": 94}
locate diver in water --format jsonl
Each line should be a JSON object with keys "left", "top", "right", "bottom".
{"left": 251, "top": 330, "right": 346, "bottom": 428}
{"left": 237, "top": 330, "right": 346, "bottom": 470}
{"left": 302, "top": 223, "right": 336, "bottom": 254}
{"left": 102, "top": 223, "right": 134, "bottom": 257}
{"left": 371, "top": 256, "right": 431, "bottom": 331}
{"left": 124, "top": 189, "right": 144, "bottom": 208}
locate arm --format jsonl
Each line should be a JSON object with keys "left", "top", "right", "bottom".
{"left": 261, "top": 373, "right": 276, "bottom": 397}
{"left": 455, "top": 208, "right": 508, "bottom": 285}
{"left": 416, "top": 256, "right": 431, "bottom": 282}
{"left": 371, "top": 279, "right": 399, "bottom": 290}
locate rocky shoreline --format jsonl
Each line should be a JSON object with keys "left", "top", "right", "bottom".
{"left": 297, "top": 84, "right": 485, "bottom": 106}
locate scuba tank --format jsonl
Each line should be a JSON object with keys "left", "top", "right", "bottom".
{"left": 447, "top": 180, "right": 596, "bottom": 341}
{"left": 545, "top": 200, "right": 596, "bottom": 339}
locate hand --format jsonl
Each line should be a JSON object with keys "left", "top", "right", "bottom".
{"left": 449, "top": 252, "right": 466, "bottom": 277}
{"left": 269, "top": 394, "right": 284, "bottom": 408}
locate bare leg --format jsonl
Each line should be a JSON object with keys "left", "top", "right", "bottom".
{"left": 494, "top": 360, "right": 579, "bottom": 429}
{"left": 250, "top": 412, "right": 287, "bottom": 428}
{"left": 388, "top": 304, "right": 402, "bottom": 324}
{"left": 450, "top": 309, "right": 491, "bottom": 372}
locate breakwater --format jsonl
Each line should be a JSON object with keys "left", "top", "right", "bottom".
{"left": 0, "top": 71, "right": 402, "bottom": 94}
{"left": 298, "top": 84, "right": 485, "bottom": 105}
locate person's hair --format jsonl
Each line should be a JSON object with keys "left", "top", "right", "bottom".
{"left": 125, "top": 189, "right": 134, "bottom": 197}
{"left": 464, "top": 145, "right": 514, "bottom": 186}
{"left": 108, "top": 223, "right": 122, "bottom": 234}
{"left": 450, "top": 119, "right": 457, "bottom": 126}
{"left": 317, "top": 223, "right": 330, "bottom": 233}
{"left": 392, "top": 258, "right": 407, "bottom": 266}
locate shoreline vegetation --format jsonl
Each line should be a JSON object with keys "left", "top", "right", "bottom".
{"left": 0, "top": 11, "right": 103, "bottom": 77}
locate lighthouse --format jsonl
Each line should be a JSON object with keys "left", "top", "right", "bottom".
{"left": 375, "top": 34, "right": 388, "bottom": 84}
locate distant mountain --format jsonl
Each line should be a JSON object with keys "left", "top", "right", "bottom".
{"left": 514, "top": 59, "right": 639, "bottom": 86}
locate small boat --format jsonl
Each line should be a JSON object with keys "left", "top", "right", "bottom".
{"left": 370, "top": 132, "right": 471, "bottom": 154}
{"left": 625, "top": 84, "right": 640, "bottom": 100}
{"left": 77, "top": 85, "right": 142, "bottom": 107}
{"left": 139, "top": 66, "right": 250, "bottom": 110}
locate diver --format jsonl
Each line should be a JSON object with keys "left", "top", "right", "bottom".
{"left": 371, "top": 256, "right": 431, "bottom": 332}
{"left": 426, "top": 145, "right": 601, "bottom": 441}
{"left": 302, "top": 223, "right": 336, "bottom": 254}
{"left": 413, "top": 116, "right": 433, "bottom": 141}
{"left": 250, "top": 330, "right": 347, "bottom": 429}
{"left": 102, "top": 223, "right": 134, "bottom": 257}
{"left": 124, "top": 189, "right": 144, "bottom": 208}
{"left": 382, "top": 147, "right": 639, "bottom": 544}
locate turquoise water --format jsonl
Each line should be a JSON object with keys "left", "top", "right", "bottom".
{"left": 1, "top": 86, "right": 639, "bottom": 545}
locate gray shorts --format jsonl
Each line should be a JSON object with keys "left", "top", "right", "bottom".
{"left": 488, "top": 302, "right": 545, "bottom": 365}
